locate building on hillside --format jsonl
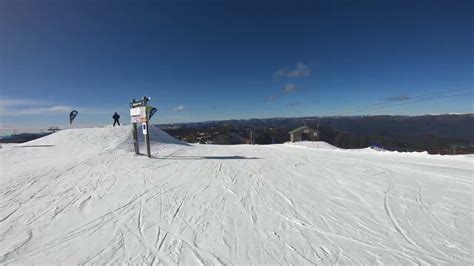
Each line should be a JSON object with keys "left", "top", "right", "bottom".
{"left": 289, "top": 126, "right": 319, "bottom": 142}
{"left": 47, "top": 127, "right": 61, "bottom": 132}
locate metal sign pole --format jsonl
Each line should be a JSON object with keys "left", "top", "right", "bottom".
{"left": 132, "top": 122, "right": 139, "bottom": 155}
{"left": 145, "top": 121, "right": 151, "bottom": 157}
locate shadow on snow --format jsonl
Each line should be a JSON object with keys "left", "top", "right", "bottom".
{"left": 151, "top": 155, "right": 261, "bottom": 160}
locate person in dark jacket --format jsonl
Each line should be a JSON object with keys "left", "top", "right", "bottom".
{"left": 112, "top": 112, "right": 120, "bottom": 126}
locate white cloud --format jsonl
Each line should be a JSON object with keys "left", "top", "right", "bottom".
{"left": 274, "top": 62, "right": 311, "bottom": 79}
{"left": 0, "top": 98, "right": 50, "bottom": 107}
{"left": 282, "top": 84, "right": 298, "bottom": 93}
{"left": 266, "top": 84, "right": 300, "bottom": 103}
{"left": 8, "top": 106, "right": 74, "bottom": 115}
{"left": 0, "top": 97, "right": 117, "bottom": 116}
{"left": 11, "top": 106, "right": 115, "bottom": 116}
{"left": 0, "top": 97, "right": 68, "bottom": 115}
{"left": 174, "top": 105, "right": 185, "bottom": 112}
{"left": 48, "top": 105, "right": 72, "bottom": 112}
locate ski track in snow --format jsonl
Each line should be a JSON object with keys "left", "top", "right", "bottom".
{"left": 0, "top": 125, "right": 473, "bottom": 265}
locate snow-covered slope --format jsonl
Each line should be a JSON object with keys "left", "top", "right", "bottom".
{"left": 0, "top": 126, "right": 472, "bottom": 264}
{"left": 284, "top": 141, "right": 340, "bottom": 150}
{"left": 21, "top": 125, "right": 186, "bottom": 150}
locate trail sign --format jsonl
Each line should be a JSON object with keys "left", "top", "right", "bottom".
{"left": 130, "top": 96, "right": 153, "bottom": 158}
{"left": 130, "top": 107, "right": 142, "bottom": 116}
{"left": 130, "top": 97, "right": 150, "bottom": 108}
{"left": 130, "top": 106, "right": 146, "bottom": 123}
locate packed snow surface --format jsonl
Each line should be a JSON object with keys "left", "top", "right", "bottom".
{"left": 0, "top": 126, "right": 472, "bottom": 265}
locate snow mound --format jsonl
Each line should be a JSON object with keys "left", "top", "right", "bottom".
{"left": 138, "top": 125, "right": 188, "bottom": 146}
{"left": 368, "top": 146, "right": 388, "bottom": 152}
{"left": 284, "top": 141, "right": 439, "bottom": 157}
{"left": 21, "top": 125, "right": 186, "bottom": 152}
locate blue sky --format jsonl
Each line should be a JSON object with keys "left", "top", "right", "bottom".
{"left": 0, "top": 0, "right": 473, "bottom": 133}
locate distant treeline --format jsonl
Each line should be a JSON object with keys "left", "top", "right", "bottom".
{"left": 161, "top": 114, "right": 474, "bottom": 154}
{"left": 0, "top": 132, "right": 52, "bottom": 143}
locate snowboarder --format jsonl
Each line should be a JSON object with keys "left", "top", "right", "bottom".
{"left": 112, "top": 112, "right": 120, "bottom": 126}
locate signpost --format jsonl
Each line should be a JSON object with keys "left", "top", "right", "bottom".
{"left": 130, "top": 96, "right": 155, "bottom": 158}
{"left": 142, "top": 122, "right": 151, "bottom": 156}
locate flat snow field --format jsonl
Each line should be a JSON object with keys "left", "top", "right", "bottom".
{"left": 0, "top": 126, "right": 473, "bottom": 265}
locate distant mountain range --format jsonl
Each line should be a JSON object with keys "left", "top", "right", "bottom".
{"left": 2, "top": 114, "right": 472, "bottom": 154}
{"left": 0, "top": 132, "right": 53, "bottom": 143}
{"left": 160, "top": 114, "right": 474, "bottom": 154}
{"left": 161, "top": 114, "right": 474, "bottom": 140}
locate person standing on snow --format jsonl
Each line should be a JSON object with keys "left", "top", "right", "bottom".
{"left": 112, "top": 112, "right": 121, "bottom": 126}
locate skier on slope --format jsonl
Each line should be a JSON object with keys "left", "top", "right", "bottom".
{"left": 112, "top": 112, "right": 121, "bottom": 126}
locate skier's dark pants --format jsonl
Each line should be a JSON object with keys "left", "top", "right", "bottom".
{"left": 113, "top": 119, "right": 120, "bottom": 126}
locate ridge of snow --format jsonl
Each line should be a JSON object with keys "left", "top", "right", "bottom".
{"left": 21, "top": 125, "right": 186, "bottom": 150}
{"left": 284, "top": 141, "right": 340, "bottom": 150}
